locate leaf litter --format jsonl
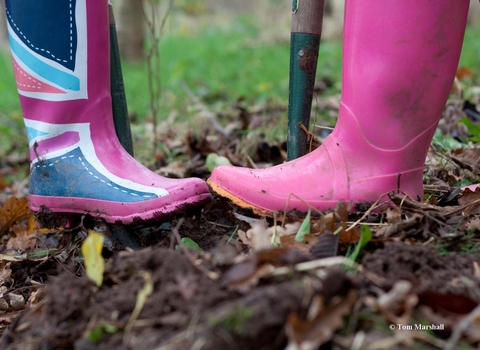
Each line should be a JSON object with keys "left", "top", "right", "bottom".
{"left": 2, "top": 73, "right": 480, "bottom": 349}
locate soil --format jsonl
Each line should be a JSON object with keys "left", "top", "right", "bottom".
{"left": 2, "top": 87, "right": 480, "bottom": 349}
{"left": 2, "top": 206, "right": 480, "bottom": 350}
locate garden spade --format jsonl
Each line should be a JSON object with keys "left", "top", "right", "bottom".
{"left": 109, "top": 3, "right": 135, "bottom": 157}
{"left": 287, "top": 0, "right": 325, "bottom": 160}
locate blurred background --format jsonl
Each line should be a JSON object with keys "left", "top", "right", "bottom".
{"left": 0, "top": 0, "right": 480, "bottom": 172}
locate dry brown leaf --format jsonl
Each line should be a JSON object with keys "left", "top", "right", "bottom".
{"left": 453, "top": 147, "right": 480, "bottom": 166}
{"left": 0, "top": 175, "right": 8, "bottom": 191}
{"left": 0, "top": 298, "right": 9, "bottom": 311}
{"left": 456, "top": 66, "right": 473, "bottom": 80}
{"left": 311, "top": 212, "right": 336, "bottom": 234}
{"left": 458, "top": 188, "right": 480, "bottom": 215}
{"left": 157, "top": 160, "right": 188, "bottom": 178}
{"left": 0, "top": 196, "right": 31, "bottom": 235}
{"left": 8, "top": 293, "right": 25, "bottom": 311}
{"left": 386, "top": 207, "right": 402, "bottom": 224}
{"left": 0, "top": 263, "right": 12, "bottom": 287}
{"left": 241, "top": 221, "right": 270, "bottom": 250}
{"left": 338, "top": 227, "right": 361, "bottom": 244}
{"left": 238, "top": 221, "right": 302, "bottom": 251}
{"left": 237, "top": 229, "right": 252, "bottom": 246}
{"left": 27, "top": 288, "right": 46, "bottom": 307}
{"left": 280, "top": 234, "right": 319, "bottom": 254}
{"left": 418, "top": 290, "right": 478, "bottom": 315}
{"left": 6, "top": 224, "right": 37, "bottom": 251}
{"left": 0, "top": 311, "right": 23, "bottom": 326}
{"left": 223, "top": 247, "right": 308, "bottom": 292}
{"left": 285, "top": 290, "right": 358, "bottom": 350}
{"left": 226, "top": 264, "right": 275, "bottom": 293}
{"left": 463, "top": 217, "right": 480, "bottom": 232}
{"left": 375, "top": 214, "right": 423, "bottom": 237}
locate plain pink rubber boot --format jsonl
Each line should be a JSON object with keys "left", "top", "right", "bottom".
{"left": 208, "top": 0, "right": 469, "bottom": 216}
{"left": 6, "top": 0, "right": 210, "bottom": 224}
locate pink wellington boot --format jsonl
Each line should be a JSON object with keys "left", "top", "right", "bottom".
{"left": 208, "top": 0, "right": 470, "bottom": 216}
{"left": 5, "top": 0, "right": 210, "bottom": 225}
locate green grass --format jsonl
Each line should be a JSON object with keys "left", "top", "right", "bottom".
{"left": 122, "top": 16, "right": 292, "bottom": 128}
{"left": 121, "top": 16, "right": 297, "bottom": 163}
{"left": 460, "top": 20, "right": 480, "bottom": 78}
{"left": 0, "top": 16, "right": 479, "bottom": 160}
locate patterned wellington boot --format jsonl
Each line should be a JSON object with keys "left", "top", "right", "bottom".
{"left": 208, "top": 0, "right": 469, "bottom": 216}
{"left": 5, "top": 0, "right": 210, "bottom": 224}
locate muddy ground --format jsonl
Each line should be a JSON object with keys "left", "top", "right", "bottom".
{"left": 2, "top": 95, "right": 480, "bottom": 350}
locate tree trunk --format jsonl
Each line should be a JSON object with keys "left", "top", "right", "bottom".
{"left": 113, "top": 0, "right": 145, "bottom": 62}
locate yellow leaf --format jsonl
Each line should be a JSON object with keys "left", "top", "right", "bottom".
{"left": 125, "top": 271, "right": 153, "bottom": 333}
{"left": 27, "top": 215, "right": 59, "bottom": 235}
{"left": 0, "top": 197, "right": 31, "bottom": 235}
{"left": 81, "top": 230, "right": 105, "bottom": 287}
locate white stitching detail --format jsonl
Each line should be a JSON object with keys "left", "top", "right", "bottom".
{"left": 34, "top": 154, "right": 154, "bottom": 199}
{"left": 13, "top": 62, "right": 42, "bottom": 89}
{"left": 6, "top": 0, "right": 73, "bottom": 64}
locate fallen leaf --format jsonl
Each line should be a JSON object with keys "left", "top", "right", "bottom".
{"left": 386, "top": 207, "right": 402, "bottom": 224}
{"left": 8, "top": 293, "right": 25, "bottom": 311}
{"left": 0, "top": 311, "right": 24, "bottom": 327}
{"left": 346, "top": 225, "right": 372, "bottom": 263}
{"left": 0, "top": 197, "right": 30, "bottom": 235}
{"left": 338, "top": 227, "right": 361, "bottom": 244}
{"left": 375, "top": 214, "right": 423, "bottom": 237}
{"left": 27, "top": 288, "right": 46, "bottom": 307}
{"left": 27, "top": 214, "right": 56, "bottom": 235}
{"left": 280, "top": 234, "right": 319, "bottom": 254}
{"left": 223, "top": 247, "right": 308, "bottom": 292}
{"left": 456, "top": 66, "right": 473, "bottom": 81}
{"left": 205, "top": 153, "right": 232, "bottom": 171}
{"left": 0, "top": 252, "right": 25, "bottom": 262}
{"left": 179, "top": 237, "right": 203, "bottom": 252}
{"left": 0, "top": 298, "right": 8, "bottom": 311}
{"left": 418, "top": 290, "right": 478, "bottom": 315}
{"left": 285, "top": 290, "right": 358, "bottom": 350}
{"left": 241, "top": 221, "right": 270, "bottom": 250}
{"left": 0, "top": 175, "right": 8, "bottom": 191}
{"left": 295, "top": 209, "right": 311, "bottom": 243}
{"left": 238, "top": 221, "right": 302, "bottom": 250}
{"left": 81, "top": 230, "right": 105, "bottom": 287}
{"left": 459, "top": 188, "right": 480, "bottom": 215}
{"left": 6, "top": 224, "right": 37, "bottom": 251}
{"left": 0, "top": 263, "right": 12, "bottom": 287}
{"left": 126, "top": 271, "right": 154, "bottom": 333}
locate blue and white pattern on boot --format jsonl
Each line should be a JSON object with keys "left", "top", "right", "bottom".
{"left": 5, "top": 0, "right": 88, "bottom": 101}
{"left": 25, "top": 118, "right": 169, "bottom": 202}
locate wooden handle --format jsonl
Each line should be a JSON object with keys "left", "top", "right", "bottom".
{"left": 291, "top": 0, "right": 325, "bottom": 35}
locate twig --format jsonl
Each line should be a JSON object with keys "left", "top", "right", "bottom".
{"left": 445, "top": 303, "right": 480, "bottom": 350}
{"left": 269, "top": 256, "right": 385, "bottom": 285}
{"left": 142, "top": 0, "right": 174, "bottom": 154}
{"left": 346, "top": 192, "right": 392, "bottom": 232}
